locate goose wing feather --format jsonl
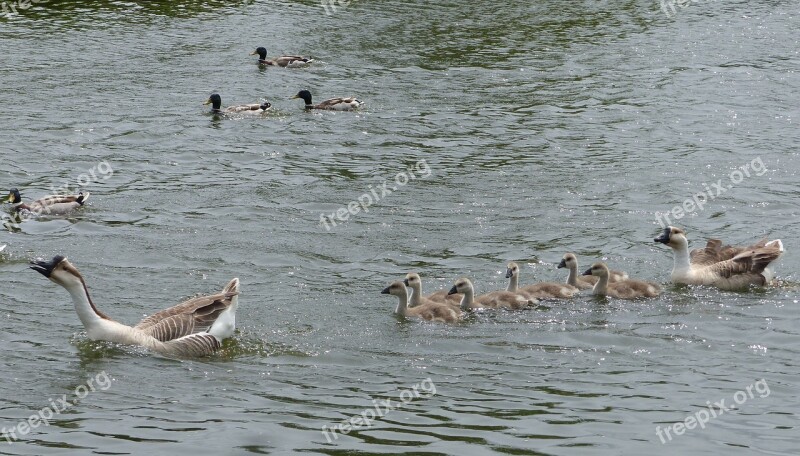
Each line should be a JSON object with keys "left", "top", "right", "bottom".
{"left": 161, "top": 333, "right": 222, "bottom": 357}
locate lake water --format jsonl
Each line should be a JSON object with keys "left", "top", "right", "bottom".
{"left": 1, "top": 0, "right": 798, "bottom": 454}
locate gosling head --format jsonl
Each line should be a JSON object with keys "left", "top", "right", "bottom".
{"left": 583, "top": 262, "right": 610, "bottom": 278}
{"left": 251, "top": 47, "right": 267, "bottom": 60}
{"left": 404, "top": 272, "right": 421, "bottom": 288}
{"left": 448, "top": 277, "right": 473, "bottom": 295}
{"left": 381, "top": 281, "right": 407, "bottom": 297}
{"left": 558, "top": 253, "right": 577, "bottom": 269}
{"left": 30, "top": 255, "right": 85, "bottom": 289}
{"left": 654, "top": 226, "right": 688, "bottom": 248}
{"left": 505, "top": 262, "right": 519, "bottom": 279}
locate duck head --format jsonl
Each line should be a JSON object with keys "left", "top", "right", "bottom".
{"left": 292, "top": 90, "right": 313, "bottom": 106}
{"left": 4, "top": 188, "right": 21, "bottom": 204}
{"left": 204, "top": 93, "right": 222, "bottom": 111}
{"left": 251, "top": 47, "right": 267, "bottom": 60}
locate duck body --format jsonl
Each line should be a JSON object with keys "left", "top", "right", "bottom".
{"left": 205, "top": 93, "right": 270, "bottom": 114}
{"left": 251, "top": 47, "right": 313, "bottom": 67}
{"left": 5, "top": 188, "right": 89, "bottom": 216}
{"left": 505, "top": 262, "right": 576, "bottom": 299}
{"left": 31, "top": 256, "right": 240, "bottom": 357}
{"left": 558, "top": 253, "right": 627, "bottom": 290}
{"left": 654, "top": 226, "right": 783, "bottom": 290}
{"left": 292, "top": 90, "right": 363, "bottom": 111}
{"left": 382, "top": 281, "right": 460, "bottom": 323}
{"left": 583, "top": 262, "right": 661, "bottom": 299}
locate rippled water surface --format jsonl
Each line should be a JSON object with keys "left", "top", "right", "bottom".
{"left": 1, "top": 0, "right": 799, "bottom": 454}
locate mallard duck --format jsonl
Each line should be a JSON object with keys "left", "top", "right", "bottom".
{"left": 291, "top": 90, "right": 363, "bottom": 111}
{"left": 251, "top": 47, "right": 313, "bottom": 68}
{"left": 4, "top": 188, "right": 89, "bottom": 216}
{"left": 654, "top": 226, "right": 783, "bottom": 290}
{"left": 204, "top": 94, "right": 271, "bottom": 114}
{"left": 381, "top": 281, "right": 461, "bottom": 323}
{"left": 31, "top": 256, "right": 240, "bottom": 357}
{"left": 583, "top": 262, "right": 661, "bottom": 299}
{"left": 505, "top": 261, "right": 577, "bottom": 299}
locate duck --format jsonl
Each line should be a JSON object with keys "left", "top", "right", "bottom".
{"left": 31, "top": 256, "right": 240, "bottom": 357}
{"left": 204, "top": 94, "right": 271, "bottom": 114}
{"left": 447, "top": 277, "right": 535, "bottom": 311}
{"left": 381, "top": 281, "right": 461, "bottom": 323}
{"left": 404, "top": 272, "right": 461, "bottom": 308}
{"left": 291, "top": 90, "right": 363, "bottom": 111}
{"left": 250, "top": 47, "right": 313, "bottom": 67}
{"left": 4, "top": 188, "right": 89, "bottom": 216}
{"left": 557, "top": 253, "right": 628, "bottom": 290}
{"left": 654, "top": 226, "right": 783, "bottom": 290}
{"left": 505, "top": 262, "right": 577, "bottom": 299}
{"left": 583, "top": 262, "right": 661, "bottom": 299}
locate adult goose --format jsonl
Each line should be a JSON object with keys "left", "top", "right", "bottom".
{"left": 381, "top": 281, "right": 460, "bottom": 323}
{"left": 583, "top": 262, "right": 661, "bottom": 299}
{"left": 448, "top": 277, "right": 534, "bottom": 311}
{"left": 31, "top": 256, "right": 240, "bottom": 357}
{"left": 404, "top": 272, "right": 461, "bottom": 308}
{"left": 505, "top": 261, "right": 577, "bottom": 299}
{"left": 654, "top": 226, "right": 783, "bottom": 290}
{"left": 557, "top": 253, "right": 628, "bottom": 290}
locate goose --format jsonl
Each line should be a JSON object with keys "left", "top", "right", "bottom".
{"left": 251, "top": 47, "right": 313, "bottom": 67}
{"left": 404, "top": 272, "right": 461, "bottom": 308}
{"left": 447, "top": 277, "right": 535, "bottom": 311}
{"left": 505, "top": 262, "right": 577, "bottom": 299}
{"left": 31, "top": 256, "right": 240, "bottom": 357}
{"left": 4, "top": 188, "right": 89, "bottom": 216}
{"left": 204, "top": 94, "right": 271, "bottom": 114}
{"left": 583, "top": 262, "right": 661, "bottom": 299}
{"left": 654, "top": 226, "right": 783, "bottom": 290}
{"left": 557, "top": 253, "right": 628, "bottom": 290}
{"left": 381, "top": 281, "right": 461, "bottom": 323}
{"left": 291, "top": 90, "right": 363, "bottom": 111}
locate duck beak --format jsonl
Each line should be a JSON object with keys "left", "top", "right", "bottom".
{"left": 654, "top": 228, "right": 671, "bottom": 244}
{"left": 582, "top": 267, "right": 593, "bottom": 276}
{"left": 505, "top": 269, "right": 513, "bottom": 278}
{"left": 250, "top": 51, "right": 258, "bottom": 55}
{"left": 380, "top": 286, "right": 391, "bottom": 295}
{"left": 290, "top": 95, "right": 299, "bottom": 99}
{"left": 30, "top": 256, "right": 65, "bottom": 278}
{"left": 3, "top": 194, "right": 12, "bottom": 203}
{"left": 447, "top": 285, "right": 458, "bottom": 295}
{"left": 557, "top": 259, "right": 566, "bottom": 268}
{"left": 203, "top": 99, "right": 212, "bottom": 105}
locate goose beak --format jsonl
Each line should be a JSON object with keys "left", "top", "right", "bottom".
{"left": 30, "top": 256, "right": 65, "bottom": 278}
{"left": 505, "top": 269, "right": 513, "bottom": 278}
{"left": 582, "top": 267, "right": 593, "bottom": 276}
{"left": 654, "top": 228, "right": 671, "bottom": 244}
{"left": 380, "top": 286, "right": 391, "bottom": 295}
{"left": 447, "top": 285, "right": 458, "bottom": 295}
{"left": 403, "top": 279, "right": 409, "bottom": 286}
{"left": 557, "top": 259, "right": 567, "bottom": 268}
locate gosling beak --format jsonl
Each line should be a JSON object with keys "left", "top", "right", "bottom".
{"left": 505, "top": 269, "right": 513, "bottom": 278}
{"left": 654, "top": 228, "right": 671, "bottom": 244}
{"left": 557, "top": 259, "right": 566, "bottom": 269}
{"left": 582, "top": 267, "right": 593, "bottom": 276}
{"left": 403, "top": 279, "right": 409, "bottom": 286}
{"left": 447, "top": 285, "right": 458, "bottom": 295}
{"left": 380, "top": 286, "right": 391, "bottom": 295}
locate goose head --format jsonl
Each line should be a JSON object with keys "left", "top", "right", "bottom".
{"left": 381, "top": 281, "right": 408, "bottom": 299}
{"left": 250, "top": 47, "right": 267, "bottom": 60}
{"left": 654, "top": 226, "right": 689, "bottom": 249}
{"left": 204, "top": 93, "right": 222, "bottom": 111}
{"left": 30, "top": 255, "right": 85, "bottom": 289}
{"left": 583, "top": 262, "right": 610, "bottom": 278}
{"left": 4, "top": 188, "right": 21, "bottom": 204}
{"left": 292, "top": 90, "right": 313, "bottom": 105}
{"left": 505, "top": 262, "right": 519, "bottom": 279}
{"left": 558, "top": 253, "right": 577, "bottom": 269}
{"left": 403, "top": 272, "right": 421, "bottom": 288}
{"left": 448, "top": 277, "right": 473, "bottom": 295}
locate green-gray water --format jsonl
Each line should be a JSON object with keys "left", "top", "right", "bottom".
{"left": 1, "top": 0, "right": 798, "bottom": 454}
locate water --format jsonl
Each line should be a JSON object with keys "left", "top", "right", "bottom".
{"left": 1, "top": 0, "right": 798, "bottom": 454}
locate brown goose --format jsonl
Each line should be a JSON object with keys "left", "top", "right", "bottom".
{"left": 381, "top": 281, "right": 461, "bottom": 323}
{"left": 583, "top": 262, "right": 661, "bottom": 299}
{"left": 505, "top": 261, "right": 577, "bottom": 299}
{"left": 31, "top": 256, "right": 240, "bottom": 357}
{"left": 447, "top": 277, "right": 535, "bottom": 311}
{"left": 5, "top": 188, "right": 88, "bottom": 216}
{"left": 404, "top": 272, "right": 461, "bottom": 308}
{"left": 557, "top": 253, "right": 628, "bottom": 290}
{"left": 654, "top": 226, "right": 783, "bottom": 290}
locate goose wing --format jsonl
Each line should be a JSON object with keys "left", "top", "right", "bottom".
{"left": 701, "top": 246, "right": 782, "bottom": 281}
{"left": 160, "top": 333, "right": 222, "bottom": 357}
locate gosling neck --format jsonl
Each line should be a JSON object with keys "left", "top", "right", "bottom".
{"left": 460, "top": 287, "right": 475, "bottom": 311}
{"left": 407, "top": 283, "right": 422, "bottom": 307}
{"left": 395, "top": 289, "right": 410, "bottom": 316}
{"left": 566, "top": 263, "right": 580, "bottom": 287}
{"left": 592, "top": 273, "right": 610, "bottom": 296}
{"left": 506, "top": 273, "right": 519, "bottom": 292}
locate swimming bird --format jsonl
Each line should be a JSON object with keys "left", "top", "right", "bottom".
{"left": 291, "top": 90, "right": 363, "bottom": 111}
{"left": 557, "top": 253, "right": 628, "bottom": 290}
{"left": 505, "top": 261, "right": 577, "bottom": 299}
{"left": 251, "top": 47, "right": 313, "bottom": 67}
{"left": 447, "top": 277, "right": 535, "bottom": 311}
{"left": 404, "top": 272, "right": 461, "bottom": 308}
{"left": 204, "top": 94, "right": 271, "bottom": 114}
{"left": 381, "top": 281, "right": 461, "bottom": 323}
{"left": 31, "top": 256, "right": 240, "bottom": 357}
{"left": 4, "top": 188, "right": 89, "bottom": 216}
{"left": 583, "top": 262, "right": 661, "bottom": 299}
{"left": 654, "top": 226, "right": 783, "bottom": 290}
